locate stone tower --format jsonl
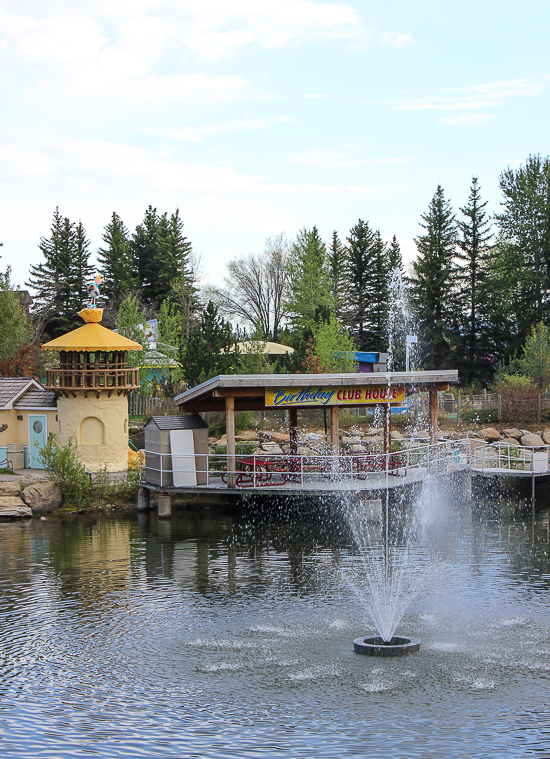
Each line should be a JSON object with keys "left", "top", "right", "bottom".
{"left": 41, "top": 307, "right": 142, "bottom": 471}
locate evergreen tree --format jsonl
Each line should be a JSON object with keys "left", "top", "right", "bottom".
{"left": 326, "top": 230, "right": 349, "bottom": 322}
{"left": 521, "top": 322, "right": 550, "bottom": 390}
{"left": 409, "top": 186, "right": 458, "bottom": 369}
{"left": 457, "top": 177, "right": 493, "bottom": 383}
{"left": 388, "top": 236, "right": 403, "bottom": 273}
{"left": 347, "top": 220, "right": 389, "bottom": 350}
{"left": 285, "top": 226, "right": 332, "bottom": 334}
{"left": 69, "top": 221, "right": 94, "bottom": 315}
{"left": 26, "top": 208, "right": 91, "bottom": 337}
{"left": 156, "top": 209, "right": 193, "bottom": 308}
{"left": 97, "top": 212, "right": 134, "bottom": 309}
{"left": 0, "top": 266, "right": 33, "bottom": 376}
{"left": 181, "top": 301, "right": 235, "bottom": 387}
{"left": 130, "top": 205, "right": 160, "bottom": 305}
{"left": 496, "top": 154, "right": 550, "bottom": 327}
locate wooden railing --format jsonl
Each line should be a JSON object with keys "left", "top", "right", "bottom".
{"left": 46, "top": 367, "right": 140, "bottom": 394}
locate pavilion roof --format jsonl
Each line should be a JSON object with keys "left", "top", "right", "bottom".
{"left": 174, "top": 370, "right": 458, "bottom": 412}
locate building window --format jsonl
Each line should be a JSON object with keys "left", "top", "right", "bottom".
{"left": 79, "top": 417, "right": 105, "bottom": 445}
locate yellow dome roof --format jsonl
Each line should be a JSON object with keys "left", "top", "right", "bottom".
{"left": 41, "top": 310, "right": 142, "bottom": 352}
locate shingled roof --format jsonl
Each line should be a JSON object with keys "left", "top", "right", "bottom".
{"left": 0, "top": 378, "right": 38, "bottom": 409}
{"left": 13, "top": 388, "right": 57, "bottom": 409}
{"left": 144, "top": 414, "right": 208, "bottom": 430}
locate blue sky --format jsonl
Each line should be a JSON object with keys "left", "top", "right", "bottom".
{"left": 1, "top": 0, "right": 548, "bottom": 288}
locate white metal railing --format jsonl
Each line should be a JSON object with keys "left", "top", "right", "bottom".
{"left": 138, "top": 439, "right": 490, "bottom": 490}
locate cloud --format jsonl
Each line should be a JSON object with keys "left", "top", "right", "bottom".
{"left": 438, "top": 113, "right": 497, "bottom": 126}
{"left": 148, "top": 117, "right": 294, "bottom": 142}
{"left": 395, "top": 78, "right": 544, "bottom": 112}
{"left": 291, "top": 149, "right": 413, "bottom": 168}
{"left": 379, "top": 31, "right": 414, "bottom": 48}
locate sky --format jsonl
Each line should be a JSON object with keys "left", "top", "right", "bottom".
{"left": 1, "top": 0, "right": 549, "bottom": 289}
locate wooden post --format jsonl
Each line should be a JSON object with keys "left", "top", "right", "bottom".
{"left": 537, "top": 394, "right": 541, "bottom": 423}
{"left": 428, "top": 390, "right": 438, "bottom": 444}
{"left": 330, "top": 405, "right": 339, "bottom": 455}
{"left": 226, "top": 395, "right": 236, "bottom": 488}
{"left": 289, "top": 408, "right": 298, "bottom": 455}
{"left": 384, "top": 404, "right": 392, "bottom": 454}
{"left": 457, "top": 392, "right": 461, "bottom": 426}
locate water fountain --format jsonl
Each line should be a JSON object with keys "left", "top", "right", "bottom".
{"left": 347, "top": 267, "right": 424, "bottom": 655}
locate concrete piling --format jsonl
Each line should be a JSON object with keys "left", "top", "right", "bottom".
{"left": 157, "top": 494, "right": 172, "bottom": 519}
{"left": 137, "top": 488, "right": 151, "bottom": 511}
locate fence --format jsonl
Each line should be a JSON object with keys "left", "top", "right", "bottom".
{"left": 128, "top": 393, "right": 174, "bottom": 417}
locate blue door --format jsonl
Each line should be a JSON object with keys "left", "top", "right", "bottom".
{"left": 28, "top": 415, "right": 47, "bottom": 468}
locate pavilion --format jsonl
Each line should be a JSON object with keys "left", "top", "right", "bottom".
{"left": 174, "top": 370, "right": 458, "bottom": 488}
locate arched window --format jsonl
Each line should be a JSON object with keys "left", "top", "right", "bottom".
{"left": 79, "top": 417, "right": 105, "bottom": 445}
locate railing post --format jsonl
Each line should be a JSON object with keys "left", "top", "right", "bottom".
{"left": 457, "top": 392, "right": 461, "bottom": 426}
{"left": 537, "top": 394, "right": 541, "bottom": 423}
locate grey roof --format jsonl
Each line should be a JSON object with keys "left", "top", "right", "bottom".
{"left": 0, "top": 378, "right": 34, "bottom": 409}
{"left": 13, "top": 388, "right": 58, "bottom": 409}
{"left": 145, "top": 414, "right": 208, "bottom": 430}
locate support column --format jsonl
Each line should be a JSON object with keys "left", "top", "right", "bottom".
{"left": 384, "top": 404, "right": 392, "bottom": 454}
{"left": 158, "top": 493, "right": 171, "bottom": 518}
{"left": 289, "top": 408, "right": 298, "bottom": 455}
{"left": 226, "top": 395, "right": 236, "bottom": 488}
{"left": 330, "top": 406, "right": 340, "bottom": 454}
{"left": 428, "top": 390, "right": 438, "bottom": 444}
{"left": 137, "top": 487, "right": 150, "bottom": 511}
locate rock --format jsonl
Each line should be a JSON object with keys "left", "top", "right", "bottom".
{"left": 0, "top": 497, "right": 32, "bottom": 519}
{"left": 478, "top": 427, "right": 501, "bottom": 443}
{"left": 260, "top": 443, "right": 283, "bottom": 455}
{"left": 235, "top": 430, "right": 258, "bottom": 441}
{"left": 0, "top": 481, "right": 21, "bottom": 497}
{"left": 269, "top": 432, "right": 290, "bottom": 444}
{"left": 20, "top": 482, "right": 62, "bottom": 514}
{"left": 542, "top": 429, "right": 550, "bottom": 445}
{"left": 468, "top": 438, "right": 487, "bottom": 448}
{"left": 350, "top": 443, "right": 366, "bottom": 451}
{"left": 391, "top": 431, "right": 404, "bottom": 441}
{"left": 297, "top": 446, "right": 315, "bottom": 456}
{"left": 521, "top": 433, "right": 545, "bottom": 447}
{"left": 498, "top": 438, "right": 522, "bottom": 446}
{"left": 502, "top": 428, "right": 523, "bottom": 441}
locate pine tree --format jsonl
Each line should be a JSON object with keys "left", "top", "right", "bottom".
{"left": 27, "top": 208, "right": 91, "bottom": 337}
{"left": 130, "top": 205, "right": 160, "bottom": 305}
{"left": 69, "top": 221, "right": 93, "bottom": 316}
{"left": 181, "top": 302, "right": 235, "bottom": 387}
{"left": 496, "top": 155, "right": 550, "bottom": 327}
{"left": 347, "top": 219, "right": 375, "bottom": 349}
{"left": 457, "top": 177, "right": 493, "bottom": 383}
{"left": 388, "top": 236, "right": 403, "bottom": 273}
{"left": 156, "top": 209, "right": 193, "bottom": 308}
{"left": 285, "top": 226, "right": 332, "bottom": 334}
{"left": 347, "top": 220, "right": 389, "bottom": 350}
{"left": 326, "top": 230, "right": 349, "bottom": 322}
{"left": 409, "top": 186, "right": 458, "bottom": 369}
{"left": 97, "top": 212, "right": 134, "bottom": 309}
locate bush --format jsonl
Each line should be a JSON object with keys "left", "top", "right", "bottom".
{"left": 493, "top": 374, "right": 537, "bottom": 421}
{"left": 461, "top": 408, "right": 498, "bottom": 423}
{"left": 39, "top": 434, "right": 92, "bottom": 507}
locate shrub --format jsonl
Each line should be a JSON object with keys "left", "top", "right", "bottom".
{"left": 39, "top": 434, "right": 92, "bottom": 507}
{"left": 493, "top": 374, "right": 537, "bottom": 421}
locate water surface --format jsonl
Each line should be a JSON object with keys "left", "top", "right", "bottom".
{"left": 1, "top": 501, "right": 550, "bottom": 757}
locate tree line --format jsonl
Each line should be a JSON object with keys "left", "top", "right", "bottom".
{"left": 1, "top": 153, "right": 550, "bottom": 390}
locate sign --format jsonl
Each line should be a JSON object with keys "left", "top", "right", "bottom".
{"left": 265, "top": 385, "right": 405, "bottom": 407}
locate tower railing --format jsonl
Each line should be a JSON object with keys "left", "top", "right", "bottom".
{"left": 46, "top": 367, "right": 140, "bottom": 393}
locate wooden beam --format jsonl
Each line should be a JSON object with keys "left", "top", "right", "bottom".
{"left": 178, "top": 400, "right": 266, "bottom": 413}
{"left": 226, "top": 396, "right": 236, "bottom": 489}
{"left": 384, "top": 403, "right": 392, "bottom": 454}
{"left": 330, "top": 405, "right": 339, "bottom": 455}
{"left": 213, "top": 388, "right": 263, "bottom": 398}
{"left": 405, "top": 383, "right": 449, "bottom": 396}
{"left": 289, "top": 408, "right": 298, "bottom": 455}
{"left": 428, "top": 389, "right": 438, "bottom": 444}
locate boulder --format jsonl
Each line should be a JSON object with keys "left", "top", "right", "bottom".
{"left": 499, "top": 437, "right": 522, "bottom": 447}
{"left": 0, "top": 497, "right": 32, "bottom": 519}
{"left": 350, "top": 443, "right": 366, "bottom": 452}
{"left": 260, "top": 443, "right": 283, "bottom": 455}
{"left": 521, "top": 433, "right": 545, "bottom": 448}
{"left": 21, "top": 481, "right": 62, "bottom": 514}
{"left": 502, "top": 428, "right": 523, "bottom": 441}
{"left": 478, "top": 427, "right": 501, "bottom": 443}
{"left": 542, "top": 429, "right": 550, "bottom": 445}
{"left": 0, "top": 481, "right": 21, "bottom": 497}
{"left": 269, "top": 432, "right": 290, "bottom": 444}
{"left": 235, "top": 430, "right": 258, "bottom": 441}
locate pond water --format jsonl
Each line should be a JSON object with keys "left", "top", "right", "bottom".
{"left": 1, "top": 493, "right": 550, "bottom": 758}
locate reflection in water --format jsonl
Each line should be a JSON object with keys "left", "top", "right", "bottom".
{"left": 0, "top": 506, "right": 549, "bottom": 758}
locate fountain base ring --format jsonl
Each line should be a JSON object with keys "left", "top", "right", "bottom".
{"left": 353, "top": 636, "right": 420, "bottom": 656}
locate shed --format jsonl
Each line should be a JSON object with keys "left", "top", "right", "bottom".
{"left": 144, "top": 415, "right": 208, "bottom": 488}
